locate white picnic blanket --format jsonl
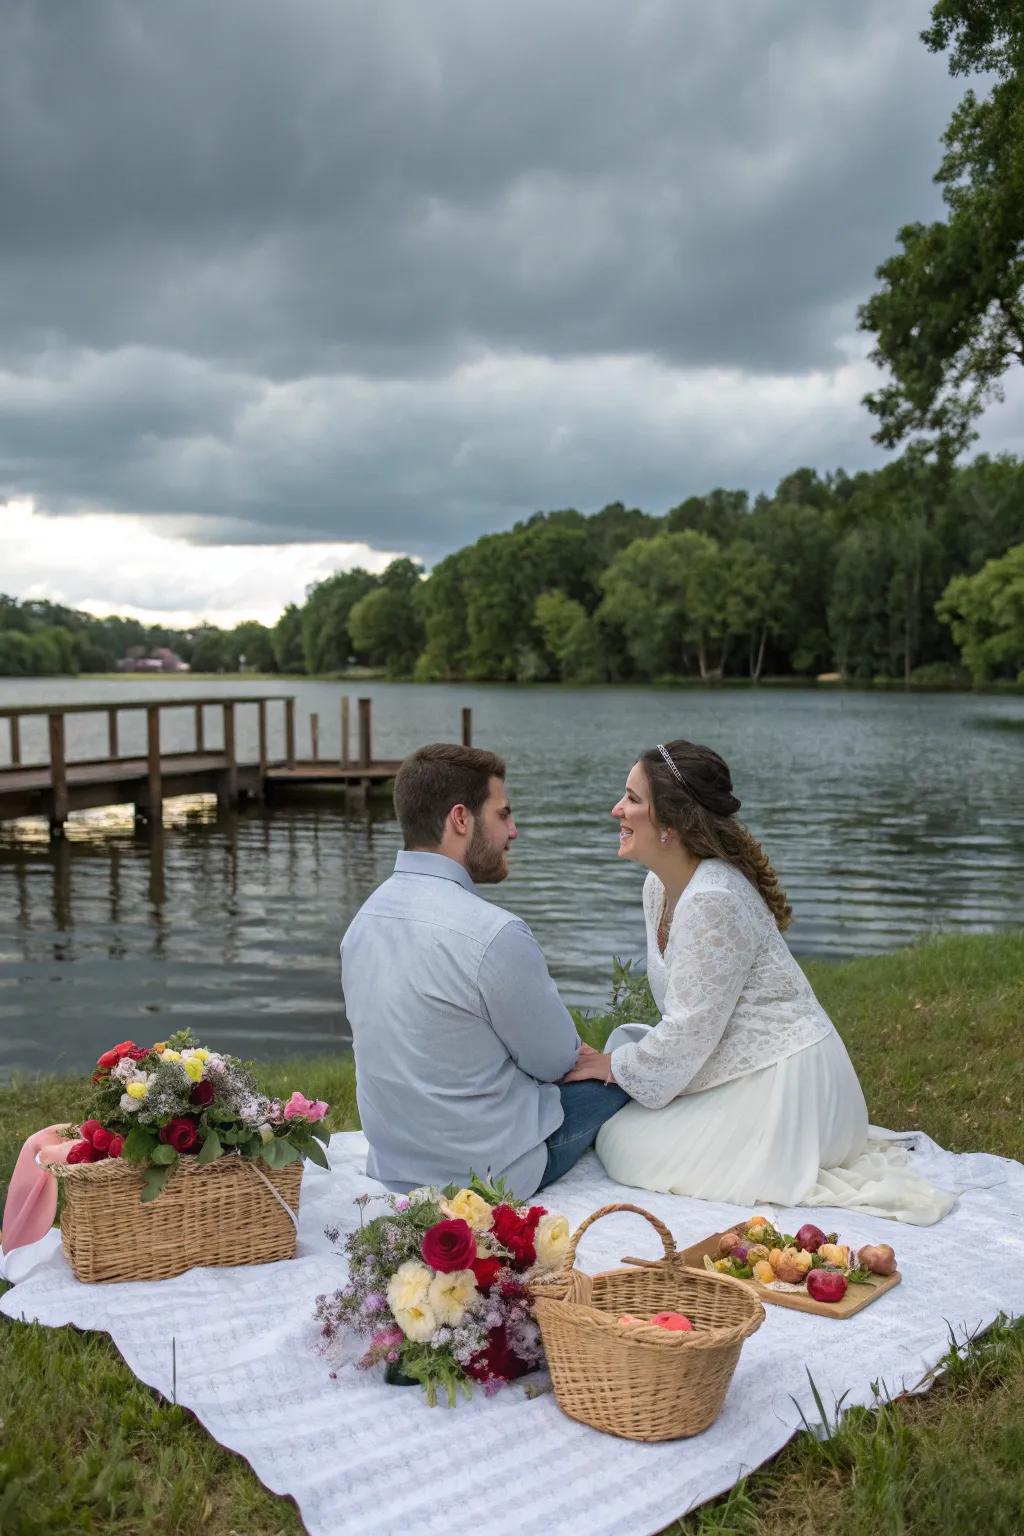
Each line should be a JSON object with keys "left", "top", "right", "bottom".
{"left": 3, "top": 1131, "right": 1023, "bottom": 1536}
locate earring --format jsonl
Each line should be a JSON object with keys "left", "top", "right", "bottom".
{"left": 659, "top": 832, "right": 668, "bottom": 844}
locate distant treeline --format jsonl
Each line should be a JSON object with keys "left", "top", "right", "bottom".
{"left": 3, "top": 454, "right": 1023, "bottom": 685}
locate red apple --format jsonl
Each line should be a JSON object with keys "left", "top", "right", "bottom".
{"left": 806, "top": 1270, "right": 848, "bottom": 1304}
{"left": 794, "top": 1223, "right": 828, "bottom": 1253}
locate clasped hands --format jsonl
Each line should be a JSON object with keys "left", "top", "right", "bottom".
{"left": 560, "top": 1040, "right": 615, "bottom": 1085}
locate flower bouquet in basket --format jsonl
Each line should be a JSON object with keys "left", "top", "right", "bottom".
{"left": 314, "top": 1176, "right": 570, "bottom": 1405}
{"left": 72, "top": 1030, "right": 331, "bottom": 1201}
{"left": 53, "top": 1031, "right": 331, "bottom": 1283}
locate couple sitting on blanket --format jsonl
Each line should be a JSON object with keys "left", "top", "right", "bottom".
{"left": 341, "top": 740, "right": 955, "bottom": 1225}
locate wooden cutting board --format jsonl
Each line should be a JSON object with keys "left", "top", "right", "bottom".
{"left": 677, "top": 1232, "right": 902, "bottom": 1320}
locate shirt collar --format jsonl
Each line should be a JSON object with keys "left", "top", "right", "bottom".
{"left": 394, "top": 850, "right": 477, "bottom": 893}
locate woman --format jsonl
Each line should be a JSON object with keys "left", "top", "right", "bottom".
{"left": 563, "top": 739, "right": 956, "bottom": 1224}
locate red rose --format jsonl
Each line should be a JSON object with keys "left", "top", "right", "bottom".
{"left": 421, "top": 1219, "right": 477, "bottom": 1273}
{"left": 90, "top": 1127, "right": 113, "bottom": 1154}
{"left": 126, "top": 1046, "right": 150, "bottom": 1061}
{"left": 107, "top": 1134, "right": 125, "bottom": 1158}
{"left": 465, "top": 1324, "right": 531, "bottom": 1385}
{"left": 471, "top": 1256, "right": 502, "bottom": 1293}
{"left": 66, "top": 1141, "right": 98, "bottom": 1165}
{"left": 190, "top": 1080, "right": 215, "bottom": 1107}
{"left": 79, "top": 1120, "right": 104, "bottom": 1143}
{"left": 159, "top": 1116, "right": 200, "bottom": 1154}
{"left": 491, "top": 1205, "right": 537, "bottom": 1269}
{"left": 524, "top": 1206, "right": 545, "bottom": 1230}
{"left": 96, "top": 1050, "right": 119, "bottom": 1070}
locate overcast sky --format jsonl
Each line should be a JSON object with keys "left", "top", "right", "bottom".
{"left": 2, "top": 0, "right": 1019, "bottom": 627}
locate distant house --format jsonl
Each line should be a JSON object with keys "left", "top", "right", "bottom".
{"left": 117, "top": 647, "right": 190, "bottom": 673}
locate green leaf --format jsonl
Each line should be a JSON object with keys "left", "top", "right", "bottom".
{"left": 309, "top": 1122, "right": 331, "bottom": 1146}
{"left": 140, "top": 1164, "right": 173, "bottom": 1203}
{"left": 259, "top": 1136, "right": 283, "bottom": 1167}
{"left": 122, "top": 1126, "right": 159, "bottom": 1163}
{"left": 266, "top": 1139, "right": 302, "bottom": 1168}
{"left": 300, "top": 1136, "right": 329, "bottom": 1169}
{"left": 149, "top": 1143, "right": 177, "bottom": 1166}
{"left": 197, "top": 1128, "right": 222, "bottom": 1166}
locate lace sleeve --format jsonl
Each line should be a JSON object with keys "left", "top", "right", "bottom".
{"left": 609, "top": 888, "right": 761, "bottom": 1109}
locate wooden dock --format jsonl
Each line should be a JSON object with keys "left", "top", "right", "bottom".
{"left": 0, "top": 695, "right": 473, "bottom": 834}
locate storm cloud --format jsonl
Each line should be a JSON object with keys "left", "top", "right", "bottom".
{"left": 2, "top": 0, "right": 1015, "bottom": 597}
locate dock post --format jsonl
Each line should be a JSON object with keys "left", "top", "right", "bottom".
{"left": 285, "top": 698, "right": 296, "bottom": 770}
{"left": 221, "top": 702, "right": 238, "bottom": 807}
{"left": 107, "top": 707, "right": 119, "bottom": 760}
{"left": 257, "top": 699, "right": 268, "bottom": 788}
{"left": 144, "top": 704, "right": 163, "bottom": 827}
{"left": 340, "top": 697, "right": 350, "bottom": 767}
{"left": 310, "top": 712, "right": 320, "bottom": 761}
{"left": 9, "top": 715, "right": 20, "bottom": 767}
{"left": 194, "top": 704, "right": 205, "bottom": 753}
{"left": 358, "top": 697, "right": 372, "bottom": 768}
{"left": 48, "top": 712, "right": 68, "bottom": 835}
{"left": 461, "top": 707, "right": 472, "bottom": 747}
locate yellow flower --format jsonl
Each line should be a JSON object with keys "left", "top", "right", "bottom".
{"left": 162, "top": 1049, "right": 181, "bottom": 1063}
{"left": 386, "top": 1260, "right": 432, "bottom": 1315}
{"left": 125, "top": 1081, "right": 147, "bottom": 1101}
{"left": 152, "top": 1042, "right": 166, "bottom": 1053}
{"left": 182, "top": 1057, "right": 203, "bottom": 1082}
{"left": 392, "top": 1300, "right": 437, "bottom": 1343}
{"left": 534, "top": 1212, "right": 571, "bottom": 1271}
{"left": 428, "top": 1268, "right": 477, "bottom": 1326}
{"left": 191, "top": 1048, "right": 210, "bottom": 1061}
{"left": 441, "top": 1188, "right": 494, "bottom": 1232}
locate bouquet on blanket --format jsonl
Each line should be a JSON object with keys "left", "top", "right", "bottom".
{"left": 65, "top": 1030, "right": 331, "bottom": 1202}
{"left": 314, "top": 1177, "right": 571, "bottom": 1404}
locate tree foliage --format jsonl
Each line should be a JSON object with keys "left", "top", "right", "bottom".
{"left": 860, "top": 1, "right": 1024, "bottom": 451}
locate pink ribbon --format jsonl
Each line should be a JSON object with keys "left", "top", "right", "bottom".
{"left": 1, "top": 1124, "right": 75, "bottom": 1256}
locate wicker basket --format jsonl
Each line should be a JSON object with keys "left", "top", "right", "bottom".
{"left": 531, "top": 1203, "right": 764, "bottom": 1441}
{"left": 56, "top": 1152, "right": 302, "bottom": 1283}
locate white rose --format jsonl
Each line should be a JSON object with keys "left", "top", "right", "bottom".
{"left": 393, "top": 1300, "right": 437, "bottom": 1342}
{"left": 534, "top": 1212, "right": 571, "bottom": 1271}
{"left": 119, "top": 1092, "right": 141, "bottom": 1114}
{"left": 428, "top": 1268, "right": 477, "bottom": 1326}
{"left": 407, "top": 1186, "right": 442, "bottom": 1205}
{"left": 386, "top": 1260, "right": 432, "bottom": 1314}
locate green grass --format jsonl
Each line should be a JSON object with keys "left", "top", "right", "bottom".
{"left": 1, "top": 931, "right": 1022, "bottom": 1535}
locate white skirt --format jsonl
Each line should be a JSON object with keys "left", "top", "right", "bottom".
{"left": 595, "top": 1029, "right": 958, "bottom": 1226}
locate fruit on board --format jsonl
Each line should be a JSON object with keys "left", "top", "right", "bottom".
{"left": 806, "top": 1270, "right": 848, "bottom": 1304}
{"left": 752, "top": 1260, "right": 776, "bottom": 1285}
{"left": 857, "top": 1242, "right": 897, "bottom": 1276}
{"left": 746, "top": 1243, "right": 770, "bottom": 1263}
{"left": 729, "top": 1244, "right": 751, "bottom": 1264}
{"left": 769, "top": 1246, "right": 813, "bottom": 1283}
{"left": 817, "top": 1242, "right": 852, "bottom": 1268}
{"left": 794, "top": 1223, "right": 828, "bottom": 1252}
{"left": 717, "top": 1230, "right": 742, "bottom": 1256}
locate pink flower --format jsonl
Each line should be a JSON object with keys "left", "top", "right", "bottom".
{"left": 282, "top": 1090, "right": 329, "bottom": 1123}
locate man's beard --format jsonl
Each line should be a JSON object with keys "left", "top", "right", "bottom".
{"left": 466, "top": 822, "right": 508, "bottom": 884}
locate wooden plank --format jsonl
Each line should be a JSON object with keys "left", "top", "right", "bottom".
{"left": 0, "top": 694, "right": 295, "bottom": 719}
{"left": 146, "top": 705, "right": 163, "bottom": 823}
{"left": 310, "top": 711, "right": 320, "bottom": 761}
{"left": 9, "top": 716, "right": 20, "bottom": 767}
{"left": 194, "top": 703, "right": 205, "bottom": 752}
{"left": 462, "top": 707, "right": 472, "bottom": 747}
{"left": 48, "top": 713, "right": 68, "bottom": 828}
{"left": 285, "top": 698, "right": 296, "bottom": 770}
{"left": 676, "top": 1232, "right": 901, "bottom": 1321}
{"left": 340, "top": 697, "right": 350, "bottom": 767}
{"left": 358, "top": 697, "right": 372, "bottom": 768}
{"left": 107, "top": 707, "right": 119, "bottom": 760}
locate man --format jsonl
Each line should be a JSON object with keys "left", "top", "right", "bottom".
{"left": 340, "top": 742, "right": 628, "bottom": 1197}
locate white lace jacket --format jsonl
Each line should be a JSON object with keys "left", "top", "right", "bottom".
{"left": 608, "top": 860, "right": 833, "bottom": 1109}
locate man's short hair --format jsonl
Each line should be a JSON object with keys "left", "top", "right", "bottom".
{"left": 393, "top": 742, "right": 507, "bottom": 850}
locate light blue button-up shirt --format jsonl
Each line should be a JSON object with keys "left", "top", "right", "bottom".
{"left": 340, "top": 851, "right": 580, "bottom": 1198}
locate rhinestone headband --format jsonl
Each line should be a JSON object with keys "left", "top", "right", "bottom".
{"left": 656, "top": 743, "right": 685, "bottom": 786}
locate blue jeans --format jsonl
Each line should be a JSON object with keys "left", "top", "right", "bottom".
{"left": 538, "top": 1080, "right": 630, "bottom": 1189}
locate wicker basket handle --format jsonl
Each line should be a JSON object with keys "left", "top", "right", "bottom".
{"left": 563, "top": 1202, "right": 676, "bottom": 1271}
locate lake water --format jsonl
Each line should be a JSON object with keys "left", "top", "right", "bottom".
{"left": 1, "top": 677, "right": 1022, "bottom": 1080}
